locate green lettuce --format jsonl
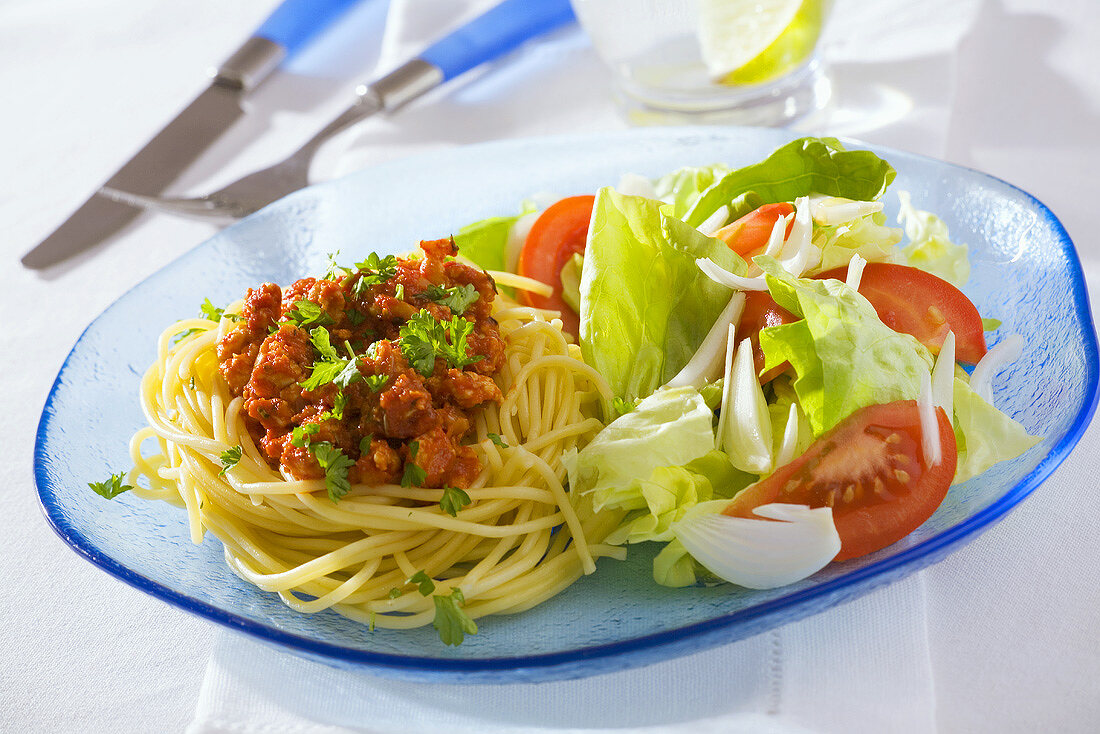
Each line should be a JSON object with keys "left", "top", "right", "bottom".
{"left": 452, "top": 201, "right": 537, "bottom": 273}
{"left": 895, "top": 190, "right": 970, "bottom": 287}
{"left": 578, "top": 189, "right": 745, "bottom": 415}
{"left": 568, "top": 386, "right": 718, "bottom": 513}
{"left": 684, "top": 137, "right": 897, "bottom": 228}
{"left": 812, "top": 211, "right": 902, "bottom": 273}
{"left": 653, "top": 164, "right": 731, "bottom": 219}
{"left": 756, "top": 258, "right": 933, "bottom": 435}
{"left": 652, "top": 499, "right": 732, "bottom": 587}
{"left": 952, "top": 378, "right": 1041, "bottom": 484}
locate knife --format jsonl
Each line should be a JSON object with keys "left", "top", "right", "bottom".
{"left": 21, "top": 0, "right": 367, "bottom": 270}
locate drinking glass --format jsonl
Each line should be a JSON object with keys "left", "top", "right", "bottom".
{"left": 571, "top": 0, "right": 832, "bottom": 126}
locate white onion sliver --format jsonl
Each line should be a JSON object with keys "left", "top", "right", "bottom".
{"left": 775, "top": 402, "right": 800, "bottom": 467}
{"left": 845, "top": 253, "right": 867, "bottom": 290}
{"left": 970, "top": 334, "right": 1024, "bottom": 405}
{"left": 714, "top": 324, "right": 739, "bottom": 451}
{"left": 777, "top": 196, "right": 819, "bottom": 277}
{"left": 918, "top": 370, "right": 942, "bottom": 466}
{"left": 931, "top": 331, "right": 956, "bottom": 416}
{"left": 810, "top": 194, "right": 884, "bottom": 226}
{"left": 673, "top": 503, "right": 841, "bottom": 589}
{"left": 617, "top": 172, "right": 657, "bottom": 199}
{"left": 698, "top": 205, "right": 730, "bottom": 237}
{"left": 696, "top": 258, "right": 769, "bottom": 291}
{"left": 505, "top": 210, "right": 540, "bottom": 273}
{"left": 763, "top": 213, "right": 791, "bottom": 258}
{"left": 721, "top": 338, "right": 773, "bottom": 474}
{"left": 668, "top": 292, "right": 746, "bottom": 388}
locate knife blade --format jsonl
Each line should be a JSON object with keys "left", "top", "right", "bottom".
{"left": 21, "top": 0, "right": 366, "bottom": 270}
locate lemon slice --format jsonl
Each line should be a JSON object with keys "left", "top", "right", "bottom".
{"left": 698, "top": 0, "right": 827, "bottom": 87}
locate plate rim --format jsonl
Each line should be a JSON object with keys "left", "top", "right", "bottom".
{"left": 33, "top": 127, "right": 1100, "bottom": 680}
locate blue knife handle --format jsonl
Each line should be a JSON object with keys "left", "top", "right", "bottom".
{"left": 418, "top": 0, "right": 576, "bottom": 81}
{"left": 255, "top": 0, "right": 363, "bottom": 58}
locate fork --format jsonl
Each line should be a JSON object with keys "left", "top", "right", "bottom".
{"left": 103, "top": 0, "right": 575, "bottom": 222}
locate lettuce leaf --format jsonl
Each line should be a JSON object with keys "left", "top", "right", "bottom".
{"left": 579, "top": 189, "right": 746, "bottom": 414}
{"left": 653, "top": 164, "right": 731, "bottom": 219}
{"left": 811, "top": 211, "right": 902, "bottom": 273}
{"left": 952, "top": 378, "right": 1041, "bottom": 484}
{"left": 684, "top": 137, "right": 897, "bottom": 228}
{"left": 452, "top": 214, "right": 517, "bottom": 273}
{"left": 895, "top": 190, "right": 970, "bottom": 287}
{"left": 568, "top": 386, "right": 717, "bottom": 513}
{"left": 756, "top": 258, "right": 933, "bottom": 435}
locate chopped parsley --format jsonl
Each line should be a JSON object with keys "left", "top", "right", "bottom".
{"left": 359, "top": 434, "right": 373, "bottom": 454}
{"left": 351, "top": 252, "right": 399, "bottom": 297}
{"left": 286, "top": 300, "right": 335, "bottom": 328}
{"left": 398, "top": 309, "right": 483, "bottom": 377}
{"left": 394, "top": 283, "right": 406, "bottom": 301}
{"left": 365, "top": 374, "right": 389, "bottom": 393}
{"left": 424, "top": 283, "right": 479, "bottom": 315}
{"left": 433, "top": 588, "right": 478, "bottom": 646}
{"left": 487, "top": 433, "right": 508, "bottom": 448}
{"left": 322, "top": 250, "right": 351, "bottom": 281}
{"left": 88, "top": 472, "right": 132, "bottom": 500}
{"left": 408, "top": 570, "right": 436, "bottom": 596}
{"left": 330, "top": 391, "right": 349, "bottom": 420}
{"left": 310, "top": 441, "right": 355, "bottom": 502}
{"left": 440, "top": 486, "right": 471, "bottom": 517}
{"left": 200, "top": 298, "right": 238, "bottom": 322}
{"left": 300, "top": 327, "right": 362, "bottom": 391}
{"left": 219, "top": 445, "right": 243, "bottom": 476}
{"left": 346, "top": 308, "right": 366, "bottom": 326}
{"left": 401, "top": 441, "right": 427, "bottom": 487}
{"left": 291, "top": 423, "right": 320, "bottom": 447}
{"left": 387, "top": 587, "right": 403, "bottom": 599}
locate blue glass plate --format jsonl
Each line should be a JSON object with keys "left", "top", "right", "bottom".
{"left": 35, "top": 128, "right": 1098, "bottom": 683}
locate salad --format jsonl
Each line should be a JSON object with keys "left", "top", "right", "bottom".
{"left": 453, "top": 136, "right": 1039, "bottom": 590}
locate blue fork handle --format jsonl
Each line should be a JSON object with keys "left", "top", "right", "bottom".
{"left": 255, "top": 0, "right": 365, "bottom": 58}
{"left": 418, "top": 0, "right": 576, "bottom": 81}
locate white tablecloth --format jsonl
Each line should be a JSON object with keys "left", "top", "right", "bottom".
{"left": 2, "top": 0, "right": 1098, "bottom": 731}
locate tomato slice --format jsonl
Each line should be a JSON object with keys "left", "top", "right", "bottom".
{"left": 816, "top": 262, "right": 987, "bottom": 364}
{"left": 724, "top": 400, "right": 957, "bottom": 561}
{"left": 516, "top": 195, "right": 595, "bottom": 336}
{"left": 735, "top": 290, "right": 796, "bottom": 384}
{"left": 714, "top": 202, "right": 795, "bottom": 257}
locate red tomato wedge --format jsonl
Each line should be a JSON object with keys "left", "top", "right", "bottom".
{"left": 724, "top": 400, "right": 957, "bottom": 561}
{"left": 815, "top": 262, "right": 987, "bottom": 364}
{"left": 516, "top": 195, "right": 595, "bottom": 335}
{"left": 735, "top": 290, "right": 796, "bottom": 384}
{"left": 714, "top": 202, "right": 795, "bottom": 257}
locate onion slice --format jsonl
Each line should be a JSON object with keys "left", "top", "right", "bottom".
{"left": 931, "top": 331, "right": 955, "bottom": 417}
{"left": 668, "top": 292, "right": 746, "bottom": 388}
{"left": 718, "top": 338, "right": 773, "bottom": 474}
{"left": 918, "top": 370, "right": 941, "bottom": 467}
{"left": 673, "top": 503, "right": 841, "bottom": 589}
{"left": 845, "top": 253, "right": 868, "bottom": 290}
{"left": 696, "top": 258, "right": 769, "bottom": 291}
{"left": 970, "top": 335, "right": 1024, "bottom": 405}
{"left": 698, "top": 205, "right": 730, "bottom": 236}
{"left": 809, "top": 194, "right": 884, "bottom": 226}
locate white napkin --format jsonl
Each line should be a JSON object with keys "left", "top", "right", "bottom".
{"left": 189, "top": 1, "right": 986, "bottom": 731}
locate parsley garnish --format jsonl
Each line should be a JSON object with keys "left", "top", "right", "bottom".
{"left": 359, "top": 435, "right": 373, "bottom": 454}
{"left": 292, "top": 423, "right": 320, "bottom": 448}
{"left": 351, "top": 252, "right": 399, "bottom": 297}
{"left": 346, "top": 309, "right": 366, "bottom": 326}
{"left": 394, "top": 283, "right": 406, "bottom": 301}
{"left": 424, "top": 283, "right": 479, "bottom": 315}
{"left": 387, "top": 588, "right": 403, "bottom": 599}
{"left": 440, "top": 486, "right": 471, "bottom": 517}
{"left": 200, "top": 298, "right": 238, "bottom": 322}
{"left": 219, "top": 445, "right": 243, "bottom": 476}
{"left": 329, "top": 391, "right": 349, "bottom": 421}
{"left": 286, "top": 300, "right": 335, "bottom": 328}
{"left": 310, "top": 441, "right": 355, "bottom": 502}
{"left": 401, "top": 442, "right": 428, "bottom": 487}
{"left": 408, "top": 570, "right": 436, "bottom": 596}
{"left": 433, "top": 588, "right": 478, "bottom": 646}
{"left": 88, "top": 472, "right": 132, "bottom": 500}
{"left": 365, "top": 374, "right": 389, "bottom": 392}
{"left": 300, "top": 327, "right": 362, "bottom": 391}
{"left": 322, "top": 250, "right": 351, "bottom": 281}
{"left": 487, "top": 433, "right": 508, "bottom": 448}
{"left": 398, "top": 309, "right": 483, "bottom": 377}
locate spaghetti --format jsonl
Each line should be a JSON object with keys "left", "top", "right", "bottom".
{"left": 128, "top": 243, "right": 624, "bottom": 641}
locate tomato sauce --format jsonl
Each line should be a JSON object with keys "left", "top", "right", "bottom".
{"left": 217, "top": 238, "right": 505, "bottom": 489}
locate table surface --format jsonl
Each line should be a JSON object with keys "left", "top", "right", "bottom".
{"left": 3, "top": 0, "right": 1098, "bottom": 731}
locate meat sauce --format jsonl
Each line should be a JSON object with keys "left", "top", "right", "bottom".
{"left": 217, "top": 238, "right": 505, "bottom": 489}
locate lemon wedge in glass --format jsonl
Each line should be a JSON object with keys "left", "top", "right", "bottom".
{"left": 698, "top": 0, "right": 827, "bottom": 86}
